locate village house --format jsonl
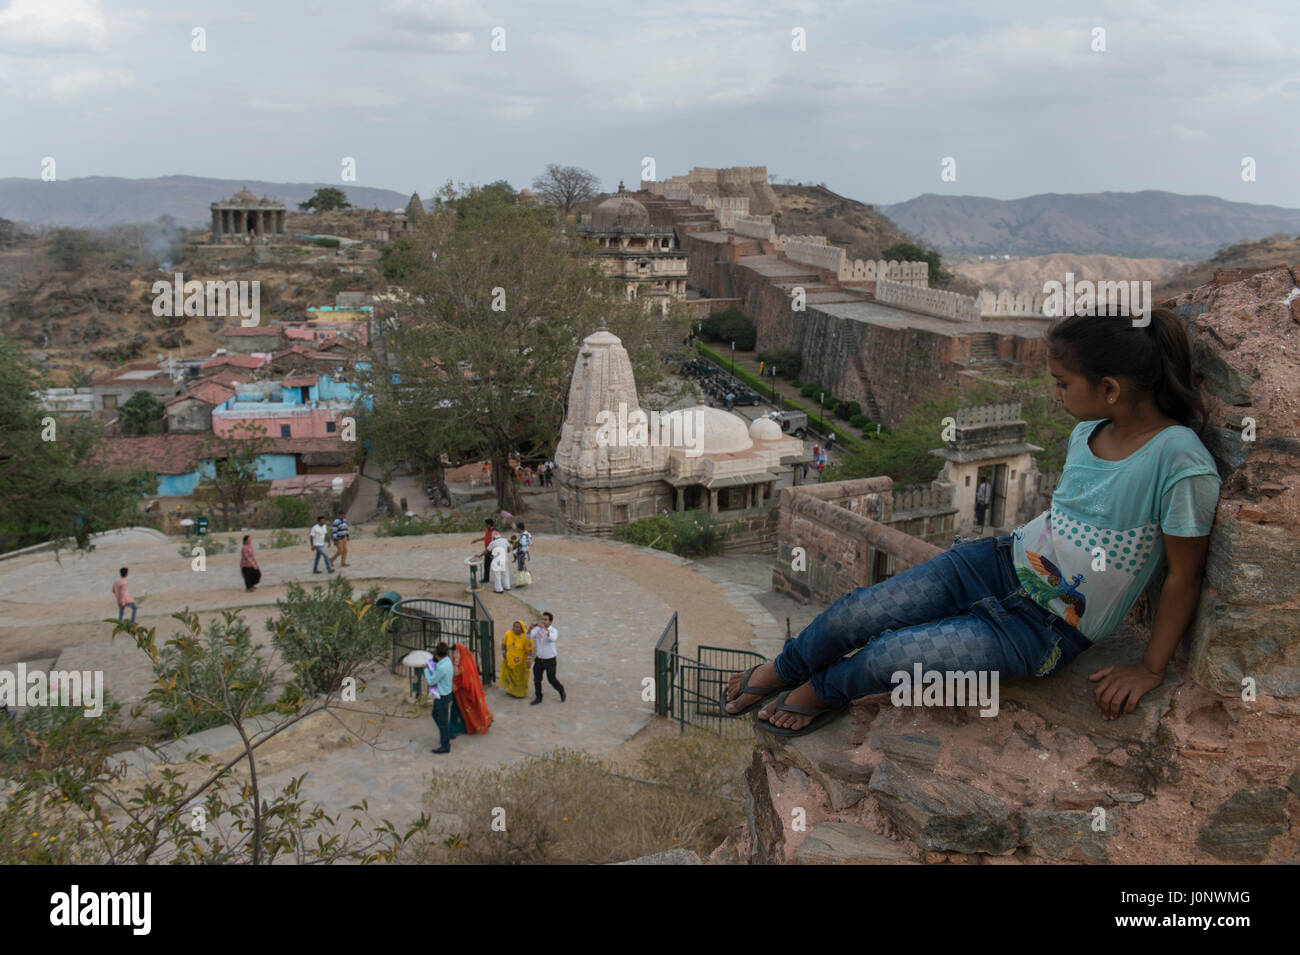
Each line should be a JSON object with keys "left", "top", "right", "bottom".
{"left": 220, "top": 325, "right": 287, "bottom": 354}
{"left": 36, "top": 387, "right": 96, "bottom": 416}
{"left": 164, "top": 380, "right": 237, "bottom": 433}
{"left": 90, "top": 362, "right": 182, "bottom": 412}
{"left": 211, "top": 372, "right": 366, "bottom": 440}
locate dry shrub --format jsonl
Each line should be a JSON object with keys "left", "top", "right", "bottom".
{"left": 416, "top": 733, "right": 750, "bottom": 864}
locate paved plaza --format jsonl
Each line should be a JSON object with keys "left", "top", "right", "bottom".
{"left": 0, "top": 526, "right": 813, "bottom": 830}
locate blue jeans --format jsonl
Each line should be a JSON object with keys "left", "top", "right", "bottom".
{"left": 432, "top": 696, "right": 451, "bottom": 750}
{"left": 772, "top": 535, "right": 1092, "bottom": 708}
{"left": 117, "top": 602, "right": 137, "bottom": 623}
{"left": 312, "top": 546, "right": 333, "bottom": 572}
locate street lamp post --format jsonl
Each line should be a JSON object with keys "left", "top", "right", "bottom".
{"left": 772, "top": 365, "right": 777, "bottom": 404}
{"left": 730, "top": 341, "right": 735, "bottom": 378}
{"left": 819, "top": 391, "right": 824, "bottom": 424}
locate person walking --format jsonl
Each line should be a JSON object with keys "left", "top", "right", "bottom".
{"left": 470, "top": 518, "right": 495, "bottom": 587}
{"left": 827, "top": 431, "right": 836, "bottom": 452}
{"left": 530, "top": 612, "right": 566, "bottom": 705}
{"left": 240, "top": 535, "right": 261, "bottom": 592}
{"left": 975, "top": 476, "right": 992, "bottom": 529}
{"left": 515, "top": 521, "right": 531, "bottom": 573}
{"left": 331, "top": 510, "right": 350, "bottom": 567}
{"left": 487, "top": 531, "right": 512, "bottom": 593}
{"left": 427, "top": 643, "right": 454, "bottom": 754}
{"left": 112, "top": 567, "right": 137, "bottom": 623}
{"left": 309, "top": 516, "right": 334, "bottom": 574}
{"left": 500, "top": 620, "right": 534, "bottom": 699}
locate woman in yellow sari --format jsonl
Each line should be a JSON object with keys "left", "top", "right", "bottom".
{"left": 500, "top": 619, "right": 533, "bottom": 699}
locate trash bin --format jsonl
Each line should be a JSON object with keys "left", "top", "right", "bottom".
{"left": 195, "top": 516, "right": 209, "bottom": 536}
{"left": 374, "top": 590, "right": 403, "bottom": 614}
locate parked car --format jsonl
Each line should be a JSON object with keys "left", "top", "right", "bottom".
{"left": 768, "top": 409, "right": 807, "bottom": 438}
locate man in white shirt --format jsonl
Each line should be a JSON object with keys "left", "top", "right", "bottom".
{"left": 309, "top": 516, "right": 334, "bottom": 574}
{"left": 529, "top": 611, "right": 566, "bottom": 705}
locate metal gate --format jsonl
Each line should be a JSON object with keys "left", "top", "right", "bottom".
{"left": 654, "top": 613, "right": 766, "bottom": 737}
{"left": 390, "top": 597, "right": 496, "bottom": 686}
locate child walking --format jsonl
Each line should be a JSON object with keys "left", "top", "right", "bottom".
{"left": 724, "top": 308, "right": 1222, "bottom": 735}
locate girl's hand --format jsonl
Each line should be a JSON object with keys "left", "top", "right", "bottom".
{"left": 1088, "top": 663, "right": 1165, "bottom": 720}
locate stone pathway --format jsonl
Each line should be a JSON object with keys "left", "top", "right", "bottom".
{"left": 0, "top": 527, "right": 822, "bottom": 833}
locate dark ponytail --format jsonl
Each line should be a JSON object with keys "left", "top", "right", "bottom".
{"left": 1047, "top": 308, "right": 1207, "bottom": 434}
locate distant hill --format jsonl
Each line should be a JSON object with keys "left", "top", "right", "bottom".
{"left": 1153, "top": 234, "right": 1300, "bottom": 300}
{"left": 950, "top": 253, "right": 1189, "bottom": 293}
{"left": 0, "top": 175, "right": 411, "bottom": 228}
{"left": 881, "top": 191, "right": 1300, "bottom": 259}
{"left": 771, "top": 184, "right": 916, "bottom": 262}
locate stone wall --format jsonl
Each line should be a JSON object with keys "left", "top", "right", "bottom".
{"left": 772, "top": 478, "right": 943, "bottom": 604}
{"left": 734, "top": 214, "right": 776, "bottom": 242}
{"left": 1165, "top": 266, "right": 1300, "bottom": 697}
{"left": 876, "top": 279, "right": 981, "bottom": 322}
{"left": 979, "top": 288, "right": 1051, "bottom": 318}
{"left": 716, "top": 507, "right": 779, "bottom": 554}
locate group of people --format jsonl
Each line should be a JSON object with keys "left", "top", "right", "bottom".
{"left": 802, "top": 445, "right": 830, "bottom": 482}
{"left": 425, "top": 612, "right": 565, "bottom": 754}
{"left": 307, "top": 511, "right": 351, "bottom": 576}
{"left": 473, "top": 517, "right": 532, "bottom": 593}
{"left": 513, "top": 461, "right": 554, "bottom": 487}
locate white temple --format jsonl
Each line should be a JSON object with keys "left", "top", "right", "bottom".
{"left": 554, "top": 323, "right": 804, "bottom": 535}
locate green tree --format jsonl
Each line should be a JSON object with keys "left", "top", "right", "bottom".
{"left": 357, "top": 183, "right": 658, "bottom": 512}
{"left": 47, "top": 228, "right": 106, "bottom": 271}
{"left": 530, "top": 164, "right": 600, "bottom": 222}
{"left": 834, "top": 375, "right": 1074, "bottom": 485}
{"left": 0, "top": 609, "right": 430, "bottom": 864}
{"left": 200, "top": 420, "right": 272, "bottom": 525}
{"left": 882, "top": 241, "right": 955, "bottom": 289}
{"left": 379, "top": 236, "right": 421, "bottom": 282}
{"left": 119, "top": 389, "right": 165, "bottom": 435}
{"left": 0, "top": 336, "right": 150, "bottom": 550}
{"left": 0, "top": 217, "right": 21, "bottom": 248}
{"left": 269, "top": 577, "right": 390, "bottom": 698}
{"left": 298, "top": 187, "right": 351, "bottom": 212}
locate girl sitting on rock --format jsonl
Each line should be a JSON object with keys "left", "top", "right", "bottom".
{"left": 723, "top": 308, "right": 1222, "bottom": 736}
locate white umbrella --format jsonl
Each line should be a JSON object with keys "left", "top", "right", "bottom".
{"left": 402, "top": 650, "right": 433, "bottom": 668}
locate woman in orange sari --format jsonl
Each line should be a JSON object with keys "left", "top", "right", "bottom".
{"left": 450, "top": 642, "right": 493, "bottom": 735}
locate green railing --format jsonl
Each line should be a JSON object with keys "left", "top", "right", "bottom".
{"left": 653, "top": 613, "right": 679, "bottom": 718}
{"left": 390, "top": 596, "right": 496, "bottom": 687}
{"left": 654, "top": 612, "right": 766, "bottom": 737}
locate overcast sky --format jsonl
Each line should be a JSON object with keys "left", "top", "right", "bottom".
{"left": 1, "top": 0, "right": 1297, "bottom": 208}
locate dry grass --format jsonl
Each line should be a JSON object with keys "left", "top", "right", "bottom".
{"left": 410, "top": 731, "right": 751, "bottom": 864}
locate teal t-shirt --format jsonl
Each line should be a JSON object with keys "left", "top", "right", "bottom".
{"left": 1010, "top": 418, "right": 1221, "bottom": 643}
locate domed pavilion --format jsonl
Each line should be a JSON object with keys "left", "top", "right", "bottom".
{"left": 576, "top": 184, "right": 689, "bottom": 313}
{"left": 210, "top": 187, "right": 287, "bottom": 242}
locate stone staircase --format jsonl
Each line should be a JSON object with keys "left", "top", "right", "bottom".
{"left": 861, "top": 388, "right": 883, "bottom": 422}
{"left": 968, "top": 332, "right": 998, "bottom": 364}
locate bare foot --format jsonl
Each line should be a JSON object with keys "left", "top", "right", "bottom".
{"left": 757, "top": 682, "right": 828, "bottom": 731}
{"left": 723, "top": 662, "right": 785, "bottom": 714}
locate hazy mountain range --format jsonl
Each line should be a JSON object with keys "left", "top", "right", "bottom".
{"left": 881, "top": 191, "right": 1300, "bottom": 259}
{"left": 4, "top": 176, "right": 1300, "bottom": 263}
{"left": 0, "top": 176, "right": 411, "bottom": 228}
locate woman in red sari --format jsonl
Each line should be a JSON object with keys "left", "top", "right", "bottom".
{"left": 450, "top": 642, "right": 493, "bottom": 735}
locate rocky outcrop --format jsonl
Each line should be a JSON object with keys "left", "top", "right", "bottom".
{"left": 1167, "top": 266, "right": 1300, "bottom": 697}
{"left": 721, "top": 268, "right": 1300, "bottom": 866}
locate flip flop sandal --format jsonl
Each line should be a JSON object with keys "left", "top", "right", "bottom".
{"left": 720, "top": 664, "right": 796, "bottom": 717}
{"left": 756, "top": 689, "right": 848, "bottom": 738}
